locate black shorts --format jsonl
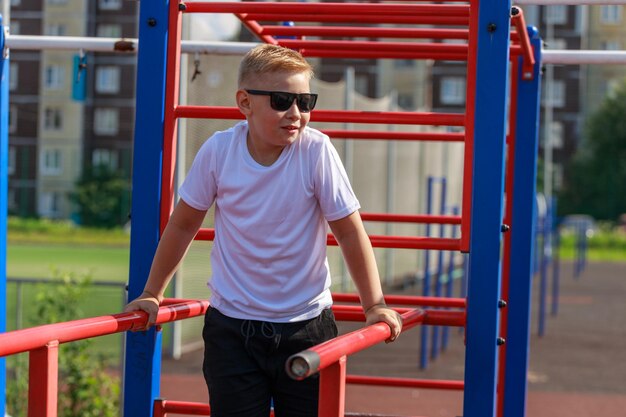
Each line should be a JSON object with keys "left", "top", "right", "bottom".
{"left": 202, "top": 306, "right": 338, "bottom": 417}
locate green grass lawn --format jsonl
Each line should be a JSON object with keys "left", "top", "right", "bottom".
{"left": 7, "top": 243, "right": 130, "bottom": 282}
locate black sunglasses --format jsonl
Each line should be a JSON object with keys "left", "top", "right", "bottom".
{"left": 246, "top": 89, "right": 318, "bottom": 113}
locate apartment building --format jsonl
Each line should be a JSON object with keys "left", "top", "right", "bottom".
{"left": 584, "top": 5, "right": 626, "bottom": 117}
{"left": 8, "top": 0, "right": 137, "bottom": 220}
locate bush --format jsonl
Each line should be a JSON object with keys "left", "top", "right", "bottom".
{"left": 5, "top": 271, "right": 120, "bottom": 417}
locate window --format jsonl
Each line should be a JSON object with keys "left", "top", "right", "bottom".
{"left": 97, "top": 24, "right": 122, "bottom": 38}
{"left": 600, "top": 5, "right": 622, "bottom": 24}
{"left": 93, "top": 148, "right": 118, "bottom": 170}
{"left": 44, "top": 65, "right": 65, "bottom": 90}
{"left": 9, "top": 63, "right": 18, "bottom": 91}
{"left": 94, "top": 108, "right": 119, "bottom": 135}
{"left": 48, "top": 0, "right": 68, "bottom": 5}
{"left": 397, "top": 93, "right": 414, "bottom": 110}
{"left": 394, "top": 60, "right": 414, "bottom": 69}
{"left": 549, "top": 39, "right": 566, "bottom": 50}
{"left": 440, "top": 77, "right": 466, "bottom": 105}
{"left": 549, "top": 121, "right": 564, "bottom": 149}
{"left": 11, "top": 0, "right": 22, "bottom": 7}
{"left": 39, "top": 191, "right": 61, "bottom": 217}
{"left": 8, "top": 147, "right": 16, "bottom": 176}
{"left": 9, "top": 105, "right": 17, "bottom": 133}
{"left": 9, "top": 21, "right": 19, "bottom": 35}
{"left": 45, "top": 24, "right": 66, "bottom": 36}
{"left": 544, "top": 80, "right": 565, "bottom": 108}
{"left": 602, "top": 40, "right": 621, "bottom": 51}
{"left": 41, "top": 148, "right": 63, "bottom": 176}
{"left": 44, "top": 107, "right": 63, "bottom": 130}
{"left": 95, "top": 66, "right": 121, "bottom": 94}
{"left": 546, "top": 5, "right": 567, "bottom": 25}
{"left": 99, "top": 0, "right": 122, "bottom": 10}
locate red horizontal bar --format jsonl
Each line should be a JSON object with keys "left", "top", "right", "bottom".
{"left": 175, "top": 106, "right": 466, "bottom": 126}
{"left": 241, "top": 13, "right": 469, "bottom": 26}
{"left": 299, "top": 48, "right": 467, "bottom": 61}
{"left": 360, "top": 212, "right": 462, "bottom": 225}
{"left": 262, "top": 25, "right": 469, "bottom": 40}
{"left": 328, "top": 234, "right": 462, "bottom": 250}
{"left": 0, "top": 300, "right": 209, "bottom": 357}
{"left": 346, "top": 375, "right": 464, "bottom": 391}
{"left": 157, "top": 400, "right": 211, "bottom": 415}
{"left": 184, "top": 2, "right": 470, "bottom": 17}
{"left": 332, "top": 306, "right": 466, "bottom": 327}
{"left": 194, "top": 227, "right": 461, "bottom": 251}
{"left": 279, "top": 39, "right": 468, "bottom": 54}
{"left": 293, "top": 308, "right": 426, "bottom": 378}
{"left": 322, "top": 129, "right": 465, "bottom": 142}
{"left": 332, "top": 293, "right": 466, "bottom": 308}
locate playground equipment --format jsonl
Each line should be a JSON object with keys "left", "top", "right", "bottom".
{"left": 125, "top": 2, "right": 542, "bottom": 417}
{"left": 0, "top": 1, "right": 548, "bottom": 416}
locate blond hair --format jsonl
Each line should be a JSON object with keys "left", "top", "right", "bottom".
{"left": 238, "top": 44, "right": 314, "bottom": 87}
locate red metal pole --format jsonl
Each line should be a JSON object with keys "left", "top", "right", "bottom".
{"left": 321, "top": 129, "right": 465, "bottom": 142}
{"left": 0, "top": 300, "right": 209, "bottom": 358}
{"left": 331, "top": 293, "right": 466, "bottom": 308}
{"left": 318, "top": 356, "right": 347, "bottom": 417}
{"left": 298, "top": 48, "right": 467, "bottom": 61}
{"left": 194, "top": 227, "right": 462, "bottom": 251}
{"left": 241, "top": 13, "right": 469, "bottom": 26}
{"left": 279, "top": 39, "right": 468, "bottom": 54}
{"left": 261, "top": 25, "right": 469, "bottom": 40}
{"left": 511, "top": 6, "right": 536, "bottom": 80}
{"left": 28, "top": 341, "right": 59, "bottom": 417}
{"left": 459, "top": 0, "right": 480, "bottom": 252}
{"left": 160, "top": 0, "right": 183, "bottom": 233}
{"left": 496, "top": 61, "right": 520, "bottom": 417}
{"left": 183, "top": 2, "right": 470, "bottom": 17}
{"left": 157, "top": 399, "right": 212, "bottom": 415}
{"left": 175, "top": 106, "right": 466, "bottom": 127}
{"left": 287, "top": 309, "right": 426, "bottom": 380}
{"left": 360, "top": 212, "right": 461, "bottom": 225}
{"left": 346, "top": 375, "right": 464, "bottom": 391}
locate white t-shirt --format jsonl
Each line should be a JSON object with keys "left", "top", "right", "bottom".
{"left": 179, "top": 121, "right": 360, "bottom": 322}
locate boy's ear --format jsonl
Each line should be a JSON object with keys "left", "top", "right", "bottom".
{"left": 236, "top": 89, "right": 252, "bottom": 115}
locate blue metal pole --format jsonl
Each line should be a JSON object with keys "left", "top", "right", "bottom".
{"left": 538, "top": 205, "right": 549, "bottom": 337}
{"left": 462, "top": 1, "right": 511, "bottom": 416}
{"left": 123, "top": 2, "right": 170, "bottom": 416}
{"left": 419, "top": 176, "right": 434, "bottom": 369}
{"left": 431, "top": 177, "right": 446, "bottom": 360}
{"left": 0, "top": 15, "right": 9, "bottom": 417}
{"left": 442, "top": 206, "right": 460, "bottom": 350}
{"left": 552, "top": 208, "right": 561, "bottom": 316}
{"left": 503, "top": 28, "right": 542, "bottom": 417}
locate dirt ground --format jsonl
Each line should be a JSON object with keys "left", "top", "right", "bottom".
{"left": 161, "top": 260, "right": 626, "bottom": 416}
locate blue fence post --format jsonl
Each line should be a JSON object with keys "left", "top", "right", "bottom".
{"left": 430, "top": 177, "right": 446, "bottom": 360}
{"left": 123, "top": 2, "right": 170, "bottom": 417}
{"left": 503, "top": 27, "right": 542, "bottom": 417}
{"left": 551, "top": 202, "right": 560, "bottom": 317}
{"left": 419, "top": 176, "right": 434, "bottom": 369}
{"left": 442, "top": 206, "right": 460, "bottom": 350}
{"left": 462, "top": 1, "right": 511, "bottom": 416}
{"left": 0, "top": 15, "right": 9, "bottom": 417}
{"left": 538, "top": 202, "right": 549, "bottom": 337}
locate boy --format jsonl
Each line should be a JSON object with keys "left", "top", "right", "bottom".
{"left": 125, "top": 44, "right": 402, "bottom": 417}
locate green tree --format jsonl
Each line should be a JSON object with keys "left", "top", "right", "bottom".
{"left": 6, "top": 271, "right": 120, "bottom": 417}
{"left": 559, "top": 79, "right": 626, "bottom": 222}
{"left": 72, "top": 164, "right": 129, "bottom": 228}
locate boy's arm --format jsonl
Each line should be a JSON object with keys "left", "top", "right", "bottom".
{"left": 124, "top": 200, "right": 207, "bottom": 330}
{"left": 328, "top": 211, "right": 402, "bottom": 342}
